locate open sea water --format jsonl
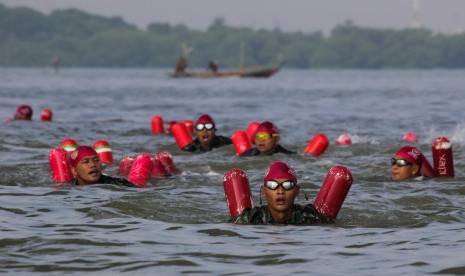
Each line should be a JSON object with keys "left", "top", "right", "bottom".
{"left": 1, "top": 68, "right": 465, "bottom": 275}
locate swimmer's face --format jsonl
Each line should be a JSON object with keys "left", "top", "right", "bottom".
{"left": 72, "top": 155, "right": 102, "bottom": 185}
{"left": 254, "top": 133, "right": 279, "bottom": 155}
{"left": 390, "top": 155, "right": 420, "bottom": 180}
{"left": 196, "top": 124, "right": 215, "bottom": 150}
{"left": 261, "top": 178, "right": 299, "bottom": 223}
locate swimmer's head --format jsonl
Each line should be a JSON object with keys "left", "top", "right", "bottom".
{"left": 69, "top": 146, "right": 98, "bottom": 167}
{"left": 264, "top": 161, "right": 297, "bottom": 183}
{"left": 14, "top": 105, "right": 33, "bottom": 120}
{"left": 395, "top": 145, "right": 423, "bottom": 167}
{"left": 255, "top": 121, "right": 279, "bottom": 136}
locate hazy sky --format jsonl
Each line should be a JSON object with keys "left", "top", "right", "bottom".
{"left": 1, "top": 0, "right": 465, "bottom": 34}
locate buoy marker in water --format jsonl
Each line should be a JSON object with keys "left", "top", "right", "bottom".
{"left": 304, "top": 133, "right": 329, "bottom": 156}
{"left": 335, "top": 133, "right": 352, "bottom": 145}
{"left": 403, "top": 132, "right": 418, "bottom": 143}
{"left": 223, "top": 168, "right": 253, "bottom": 218}
{"left": 314, "top": 166, "right": 353, "bottom": 220}
{"left": 93, "top": 140, "right": 113, "bottom": 165}
{"left": 432, "top": 137, "right": 454, "bottom": 177}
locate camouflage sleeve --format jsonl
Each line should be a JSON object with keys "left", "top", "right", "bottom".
{"left": 304, "top": 203, "right": 334, "bottom": 223}
{"left": 181, "top": 143, "right": 198, "bottom": 152}
{"left": 101, "top": 175, "right": 137, "bottom": 187}
{"left": 229, "top": 207, "right": 264, "bottom": 224}
{"left": 217, "top": 135, "right": 232, "bottom": 145}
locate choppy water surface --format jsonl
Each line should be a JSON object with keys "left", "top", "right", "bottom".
{"left": 1, "top": 68, "right": 465, "bottom": 274}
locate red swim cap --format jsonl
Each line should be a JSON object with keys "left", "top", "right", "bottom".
{"left": 264, "top": 161, "right": 297, "bottom": 183}
{"left": 395, "top": 145, "right": 423, "bottom": 166}
{"left": 255, "top": 121, "right": 279, "bottom": 135}
{"left": 69, "top": 146, "right": 98, "bottom": 167}
{"left": 195, "top": 114, "right": 215, "bottom": 126}
{"left": 14, "top": 105, "right": 33, "bottom": 120}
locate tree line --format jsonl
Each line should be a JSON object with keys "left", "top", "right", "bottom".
{"left": 1, "top": 3, "right": 465, "bottom": 69}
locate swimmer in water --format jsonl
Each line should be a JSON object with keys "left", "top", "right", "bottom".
{"left": 69, "top": 146, "right": 136, "bottom": 187}
{"left": 230, "top": 161, "right": 331, "bottom": 224}
{"left": 182, "top": 114, "right": 232, "bottom": 153}
{"left": 391, "top": 145, "right": 427, "bottom": 181}
{"left": 240, "top": 121, "right": 295, "bottom": 156}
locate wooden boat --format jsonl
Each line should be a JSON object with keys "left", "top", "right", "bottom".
{"left": 169, "top": 61, "right": 284, "bottom": 79}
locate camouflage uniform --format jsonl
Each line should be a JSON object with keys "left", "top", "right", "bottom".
{"left": 70, "top": 174, "right": 136, "bottom": 187}
{"left": 230, "top": 203, "right": 332, "bottom": 225}
{"left": 182, "top": 135, "right": 232, "bottom": 153}
{"left": 239, "top": 144, "right": 296, "bottom": 157}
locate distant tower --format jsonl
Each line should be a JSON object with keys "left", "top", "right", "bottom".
{"left": 412, "top": 0, "right": 422, "bottom": 28}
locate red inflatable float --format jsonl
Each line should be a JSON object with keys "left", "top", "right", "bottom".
{"left": 432, "top": 137, "right": 454, "bottom": 177}
{"left": 304, "top": 133, "right": 329, "bottom": 156}
{"left": 335, "top": 133, "right": 352, "bottom": 145}
{"left": 93, "top": 140, "right": 113, "bottom": 165}
{"left": 171, "top": 122, "right": 193, "bottom": 149}
{"left": 118, "top": 156, "right": 135, "bottom": 176}
{"left": 223, "top": 168, "right": 253, "bottom": 218}
{"left": 151, "top": 115, "right": 164, "bottom": 135}
{"left": 151, "top": 158, "right": 169, "bottom": 177}
{"left": 246, "top": 121, "right": 260, "bottom": 145}
{"left": 60, "top": 138, "right": 78, "bottom": 152}
{"left": 155, "top": 151, "right": 177, "bottom": 175}
{"left": 183, "top": 119, "right": 194, "bottom": 134}
{"left": 313, "top": 166, "right": 353, "bottom": 220}
{"left": 231, "top": 130, "right": 252, "bottom": 156}
{"left": 49, "top": 147, "right": 73, "bottom": 183}
{"left": 41, "top": 108, "right": 53, "bottom": 122}
{"left": 128, "top": 154, "right": 153, "bottom": 187}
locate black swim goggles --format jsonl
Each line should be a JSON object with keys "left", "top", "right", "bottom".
{"left": 390, "top": 158, "right": 412, "bottom": 167}
{"left": 195, "top": 123, "right": 214, "bottom": 131}
{"left": 264, "top": 180, "right": 297, "bottom": 190}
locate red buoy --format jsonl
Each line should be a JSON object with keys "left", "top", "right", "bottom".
{"left": 223, "top": 168, "right": 253, "bottom": 218}
{"left": 152, "top": 158, "right": 169, "bottom": 177}
{"left": 60, "top": 138, "right": 78, "bottom": 152}
{"left": 314, "top": 166, "right": 353, "bottom": 220}
{"left": 403, "top": 132, "right": 418, "bottom": 143}
{"left": 118, "top": 156, "right": 134, "bottom": 176}
{"left": 93, "top": 140, "right": 113, "bottom": 165}
{"left": 128, "top": 154, "right": 153, "bottom": 187}
{"left": 432, "top": 137, "right": 454, "bottom": 177}
{"left": 335, "top": 133, "right": 352, "bottom": 145}
{"left": 151, "top": 115, "right": 164, "bottom": 135}
{"left": 183, "top": 119, "right": 194, "bottom": 134}
{"left": 304, "top": 133, "right": 329, "bottom": 156}
{"left": 171, "top": 122, "right": 193, "bottom": 149}
{"left": 49, "top": 148, "right": 73, "bottom": 183}
{"left": 246, "top": 121, "right": 260, "bottom": 145}
{"left": 231, "top": 130, "right": 252, "bottom": 156}
{"left": 155, "top": 151, "right": 177, "bottom": 175}
{"left": 41, "top": 108, "right": 53, "bottom": 122}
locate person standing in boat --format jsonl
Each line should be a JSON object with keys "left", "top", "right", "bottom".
{"left": 208, "top": 60, "right": 218, "bottom": 73}
{"left": 182, "top": 114, "right": 232, "bottom": 153}
{"left": 174, "top": 57, "right": 188, "bottom": 74}
{"left": 240, "top": 121, "right": 295, "bottom": 156}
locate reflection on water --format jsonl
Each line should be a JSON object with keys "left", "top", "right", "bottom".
{"left": 1, "top": 68, "right": 465, "bottom": 274}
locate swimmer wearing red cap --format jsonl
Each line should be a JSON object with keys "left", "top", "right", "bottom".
{"left": 240, "top": 121, "right": 295, "bottom": 156}
{"left": 391, "top": 145, "right": 424, "bottom": 180}
{"left": 13, "top": 105, "right": 33, "bottom": 120}
{"left": 182, "top": 114, "right": 232, "bottom": 153}
{"left": 230, "top": 161, "right": 331, "bottom": 224}
{"left": 69, "top": 146, "right": 136, "bottom": 187}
